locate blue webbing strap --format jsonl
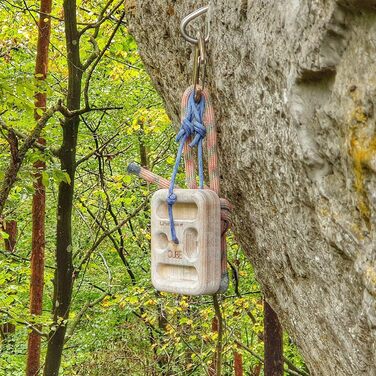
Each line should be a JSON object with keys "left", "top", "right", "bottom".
{"left": 167, "top": 92, "right": 206, "bottom": 244}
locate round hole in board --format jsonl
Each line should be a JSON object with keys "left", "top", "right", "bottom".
{"left": 183, "top": 227, "right": 198, "bottom": 259}
{"left": 157, "top": 232, "right": 169, "bottom": 250}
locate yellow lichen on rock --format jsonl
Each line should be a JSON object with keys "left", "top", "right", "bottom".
{"left": 348, "top": 104, "right": 376, "bottom": 229}
{"left": 352, "top": 106, "right": 368, "bottom": 124}
{"left": 364, "top": 266, "right": 376, "bottom": 297}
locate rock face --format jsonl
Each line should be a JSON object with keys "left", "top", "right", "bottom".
{"left": 127, "top": 1, "right": 376, "bottom": 374}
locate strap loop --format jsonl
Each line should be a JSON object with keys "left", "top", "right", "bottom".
{"left": 167, "top": 92, "right": 206, "bottom": 243}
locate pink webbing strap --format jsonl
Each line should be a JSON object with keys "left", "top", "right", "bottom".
{"left": 180, "top": 87, "right": 197, "bottom": 189}
{"left": 179, "top": 86, "right": 220, "bottom": 191}
{"left": 179, "top": 85, "right": 229, "bottom": 292}
{"left": 202, "top": 89, "right": 220, "bottom": 194}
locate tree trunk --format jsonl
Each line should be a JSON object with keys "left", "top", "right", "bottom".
{"left": 264, "top": 301, "right": 283, "bottom": 376}
{"left": 43, "top": 0, "right": 82, "bottom": 374}
{"left": 234, "top": 351, "right": 243, "bottom": 376}
{"left": 126, "top": 2, "right": 376, "bottom": 375}
{"left": 2, "top": 220, "right": 17, "bottom": 252}
{"left": 27, "top": 1, "right": 52, "bottom": 375}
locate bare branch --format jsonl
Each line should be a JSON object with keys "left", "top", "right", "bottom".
{"left": 99, "top": 252, "right": 112, "bottom": 284}
{"left": 0, "top": 309, "right": 48, "bottom": 338}
{"left": 213, "top": 295, "right": 224, "bottom": 376}
{"left": 58, "top": 104, "right": 123, "bottom": 118}
{"left": 234, "top": 340, "right": 264, "bottom": 363}
{"left": 233, "top": 340, "right": 309, "bottom": 376}
{"left": 104, "top": 54, "right": 141, "bottom": 71}
{"left": 64, "top": 292, "right": 108, "bottom": 342}
{"left": 3, "top": 0, "right": 63, "bottom": 22}
{"left": 82, "top": 35, "right": 100, "bottom": 71}
{"left": 0, "top": 249, "right": 56, "bottom": 270}
{"left": 75, "top": 198, "right": 149, "bottom": 275}
{"left": 0, "top": 101, "right": 63, "bottom": 216}
{"left": 0, "top": 120, "right": 59, "bottom": 156}
{"left": 78, "top": 0, "right": 123, "bottom": 37}
{"left": 65, "top": 253, "right": 113, "bottom": 341}
{"left": 83, "top": 12, "right": 125, "bottom": 109}
{"left": 75, "top": 131, "right": 120, "bottom": 166}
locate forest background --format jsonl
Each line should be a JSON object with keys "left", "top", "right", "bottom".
{"left": 0, "top": 1, "right": 307, "bottom": 375}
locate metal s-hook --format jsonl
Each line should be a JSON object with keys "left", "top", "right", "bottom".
{"left": 180, "top": 5, "right": 209, "bottom": 45}
{"left": 192, "top": 32, "right": 206, "bottom": 102}
{"left": 181, "top": 6, "right": 209, "bottom": 102}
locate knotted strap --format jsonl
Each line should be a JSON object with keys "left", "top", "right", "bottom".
{"left": 181, "top": 86, "right": 228, "bottom": 293}
{"left": 167, "top": 92, "right": 206, "bottom": 244}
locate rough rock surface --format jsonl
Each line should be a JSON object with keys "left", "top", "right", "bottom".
{"left": 127, "top": 1, "right": 376, "bottom": 375}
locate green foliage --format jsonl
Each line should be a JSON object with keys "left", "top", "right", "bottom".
{"left": 0, "top": 2, "right": 308, "bottom": 376}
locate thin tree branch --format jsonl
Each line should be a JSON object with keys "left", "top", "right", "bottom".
{"left": 0, "top": 121, "right": 60, "bottom": 156}
{"left": 64, "top": 292, "right": 108, "bottom": 341}
{"left": 83, "top": 11, "right": 125, "bottom": 110}
{"left": 234, "top": 339, "right": 264, "bottom": 363}
{"left": 283, "top": 357, "right": 310, "bottom": 376}
{"left": 82, "top": 35, "right": 100, "bottom": 71}
{"left": 75, "top": 198, "right": 149, "bottom": 275}
{"left": 78, "top": 0, "right": 123, "bottom": 37}
{"left": 234, "top": 339, "right": 309, "bottom": 376}
{"left": 58, "top": 105, "right": 123, "bottom": 118}
{"left": 0, "top": 101, "right": 63, "bottom": 216}
{"left": 75, "top": 131, "right": 120, "bottom": 166}
{"left": 0, "top": 249, "right": 56, "bottom": 270}
{"left": 66, "top": 252, "right": 112, "bottom": 342}
{"left": 0, "top": 309, "right": 48, "bottom": 338}
{"left": 213, "top": 295, "right": 224, "bottom": 376}
{"left": 104, "top": 54, "right": 141, "bottom": 70}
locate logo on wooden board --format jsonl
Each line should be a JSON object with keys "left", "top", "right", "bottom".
{"left": 167, "top": 249, "right": 183, "bottom": 259}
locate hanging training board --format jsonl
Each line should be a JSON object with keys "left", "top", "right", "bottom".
{"left": 151, "top": 189, "right": 221, "bottom": 295}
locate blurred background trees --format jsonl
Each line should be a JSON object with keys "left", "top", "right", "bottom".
{"left": 0, "top": 1, "right": 306, "bottom": 375}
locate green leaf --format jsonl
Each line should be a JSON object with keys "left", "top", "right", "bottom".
{"left": 41, "top": 171, "right": 49, "bottom": 188}
{"left": 36, "top": 107, "right": 44, "bottom": 116}
{"left": 52, "top": 169, "right": 71, "bottom": 185}
{"left": 0, "top": 230, "right": 9, "bottom": 240}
